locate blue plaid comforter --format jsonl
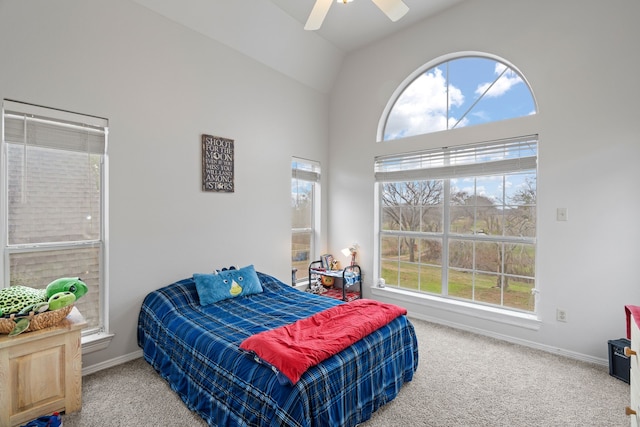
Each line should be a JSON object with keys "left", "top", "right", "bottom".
{"left": 137, "top": 272, "right": 419, "bottom": 427}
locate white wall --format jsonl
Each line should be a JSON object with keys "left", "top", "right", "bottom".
{"left": 2, "top": 0, "right": 639, "bottom": 369}
{"left": 0, "top": 0, "right": 329, "bottom": 368}
{"left": 328, "top": 0, "right": 640, "bottom": 362}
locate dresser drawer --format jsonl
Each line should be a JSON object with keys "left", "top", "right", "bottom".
{"left": 633, "top": 319, "right": 640, "bottom": 380}
{"left": 632, "top": 316, "right": 640, "bottom": 427}
{"left": 631, "top": 372, "right": 639, "bottom": 427}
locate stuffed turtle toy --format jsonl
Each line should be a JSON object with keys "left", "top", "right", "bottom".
{"left": 0, "top": 277, "right": 88, "bottom": 336}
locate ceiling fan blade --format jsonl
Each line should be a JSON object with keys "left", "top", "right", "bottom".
{"left": 305, "top": 0, "right": 333, "bottom": 31}
{"left": 371, "top": 0, "right": 409, "bottom": 22}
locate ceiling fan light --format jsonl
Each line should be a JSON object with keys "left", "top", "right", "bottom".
{"left": 337, "top": 0, "right": 354, "bottom": 3}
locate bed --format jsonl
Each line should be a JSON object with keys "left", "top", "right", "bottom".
{"left": 137, "top": 269, "right": 419, "bottom": 427}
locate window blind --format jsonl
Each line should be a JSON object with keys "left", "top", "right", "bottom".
{"left": 375, "top": 135, "right": 537, "bottom": 182}
{"left": 3, "top": 100, "right": 107, "bottom": 154}
{"left": 292, "top": 157, "right": 321, "bottom": 182}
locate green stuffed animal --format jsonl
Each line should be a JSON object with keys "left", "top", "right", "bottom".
{"left": 0, "top": 278, "right": 88, "bottom": 336}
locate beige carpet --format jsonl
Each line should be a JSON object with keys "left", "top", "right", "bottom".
{"left": 62, "top": 318, "right": 629, "bottom": 426}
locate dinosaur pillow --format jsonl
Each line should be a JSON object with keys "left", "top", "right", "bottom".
{"left": 194, "top": 264, "right": 263, "bottom": 306}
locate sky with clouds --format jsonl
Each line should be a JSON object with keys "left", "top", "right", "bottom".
{"left": 384, "top": 57, "right": 536, "bottom": 140}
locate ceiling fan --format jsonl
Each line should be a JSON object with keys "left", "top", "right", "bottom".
{"left": 304, "top": 0, "right": 410, "bottom": 31}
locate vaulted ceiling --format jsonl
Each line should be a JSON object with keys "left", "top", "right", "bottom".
{"left": 270, "top": 0, "right": 464, "bottom": 52}
{"left": 132, "top": 0, "right": 464, "bottom": 93}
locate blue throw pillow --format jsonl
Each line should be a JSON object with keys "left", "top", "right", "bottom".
{"left": 194, "top": 264, "right": 263, "bottom": 306}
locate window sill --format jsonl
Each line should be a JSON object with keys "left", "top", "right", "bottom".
{"left": 371, "top": 286, "right": 541, "bottom": 331}
{"left": 81, "top": 331, "right": 114, "bottom": 354}
{"left": 293, "top": 281, "right": 309, "bottom": 292}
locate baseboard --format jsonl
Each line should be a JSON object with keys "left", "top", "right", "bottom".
{"left": 407, "top": 311, "right": 609, "bottom": 367}
{"left": 82, "top": 349, "right": 143, "bottom": 376}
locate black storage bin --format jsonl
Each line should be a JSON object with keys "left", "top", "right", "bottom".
{"left": 608, "top": 338, "right": 630, "bottom": 383}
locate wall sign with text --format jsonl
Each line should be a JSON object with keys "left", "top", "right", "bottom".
{"left": 202, "top": 134, "right": 234, "bottom": 192}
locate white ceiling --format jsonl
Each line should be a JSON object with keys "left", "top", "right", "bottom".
{"left": 270, "top": 0, "right": 464, "bottom": 52}
{"left": 132, "top": 0, "right": 463, "bottom": 93}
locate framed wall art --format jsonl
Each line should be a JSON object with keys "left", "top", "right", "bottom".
{"left": 202, "top": 134, "right": 234, "bottom": 192}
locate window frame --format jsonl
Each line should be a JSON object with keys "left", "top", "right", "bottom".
{"left": 374, "top": 52, "right": 539, "bottom": 323}
{"left": 377, "top": 51, "right": 538, "bottom": 142}
{"left": 1, "top": 100, "right": 111, "bottom": 351}
{"left": 291, "top": 157, "right": 321, "bottom": 284}
{"left": 376, "top": 136, "right": 537, "bottom": 314}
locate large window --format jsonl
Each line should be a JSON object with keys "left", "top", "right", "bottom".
{"left": 291, "top": 158, "right": 320, "bottom": 284}
{"left": 377, "top": 53, "right": 537, "bottom": 314}
{"left": 376, "top": 137, "right": 537, "bottom": 312}
{"left": 2, "top": 100, "right": 108, "bottom": 337}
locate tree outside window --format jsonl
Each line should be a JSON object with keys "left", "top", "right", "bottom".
{"left": 377, "top": 53, "right": 537, "bottom": 312}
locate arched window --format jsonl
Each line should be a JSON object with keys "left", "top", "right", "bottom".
{"left": 375, "top": 53, "right": 538, "bottom": 316}
{"left": 380, "top": 54, "right": 537, "bottom": 141}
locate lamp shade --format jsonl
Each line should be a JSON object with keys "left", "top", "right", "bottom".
{"left": 341, "top": 245, "right": 357, "bottom": 266}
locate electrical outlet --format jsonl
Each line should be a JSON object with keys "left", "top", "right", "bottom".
{"left": 556, "top": 309, "right": 568, "bottom": 322}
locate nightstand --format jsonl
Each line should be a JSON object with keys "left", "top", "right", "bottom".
{"left": 0, "top": 307, "right": 86, "bottom": 427}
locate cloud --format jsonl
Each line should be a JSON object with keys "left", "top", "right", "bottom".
{"left": 383, "top": 60, "right": 530, "bottom": 140}
{"left": 475, "top": 63, "right": 523, "bottom": 98}
{"left": 385, "top": 67, "right": 465, "bottom": 139}
{"left": 470, "top": 110, "right": 490, "bottom": 121}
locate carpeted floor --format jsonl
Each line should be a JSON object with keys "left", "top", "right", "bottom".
{"left": 62, "top": 318, "right": 629, "bottom": 426}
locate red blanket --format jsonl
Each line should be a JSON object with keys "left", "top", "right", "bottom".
{"left": 239, "top": 299, "right": 407, "bottom": 385}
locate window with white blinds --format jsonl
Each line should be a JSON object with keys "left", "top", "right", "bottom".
{"left": 291, "top": 158, "right": 320, "bottom": 284}
{"left": 376, "top": 135, "right": 537, "bottom": 313}
{"left": 2, "top": 100, "right": 108, "bottom": 333}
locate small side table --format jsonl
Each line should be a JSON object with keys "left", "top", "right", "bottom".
{"left": 0, "top": 307, "right": 86, "bottom": 427}
{"left": 309, "top": 261, "right": 362, "bottom": 301}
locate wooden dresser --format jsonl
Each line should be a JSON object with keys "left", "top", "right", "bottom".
{"left": 0, "top": 307, "right": 86, "bottom": 427}
{"left": 627, "top": 305, "right": 640, "bottom": 426}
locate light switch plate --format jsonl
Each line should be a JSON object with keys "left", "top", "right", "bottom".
{"left": 556, "top": 207, "right": 568, "bottom": 221}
